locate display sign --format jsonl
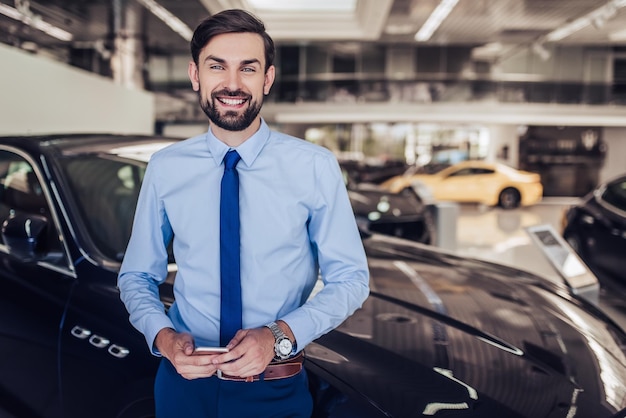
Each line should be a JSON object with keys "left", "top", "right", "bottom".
{"left": 526, "top": 224, "right": 599, "bottom": 304}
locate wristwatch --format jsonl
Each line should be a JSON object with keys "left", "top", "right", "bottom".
{"left": 265, "top": 321, "right": 296, "bottom": 361}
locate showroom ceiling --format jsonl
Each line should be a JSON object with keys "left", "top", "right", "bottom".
{"left": 1, "top": 0, "right": 626, "bottom": 57}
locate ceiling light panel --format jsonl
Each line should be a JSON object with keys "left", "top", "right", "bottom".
{"left": 415, "top": 0, "right": 459, "bottom": 42}
{"left": 543, "top": 0, "right": 626, "bottom": 42}
{"left": 0, "top": 3, "right": 73, "bottom": 41}
{"left": 137, "top": 0, "right": 194, "bottom": 41}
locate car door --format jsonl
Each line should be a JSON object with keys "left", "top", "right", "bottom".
{"left": 0, "top": 148, "right": 75, "bottom": 417}
{"left": 53, "top": 155, "right": 159, "bottom": 417}
{"left": 437, "top": 167, "right": 488, "bottom": 202}
{"left": 56, "top": 262, "right": 158, "bottom": 418}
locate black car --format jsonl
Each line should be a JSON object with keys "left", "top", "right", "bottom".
{"left": 2, "top": 134, "right": 626, "bottom": 418}
{"left": 563, "top": 174, "right": 626, "bottom": 282}
{"left": 341, "top": 164, "right": 435, "bottom": 245}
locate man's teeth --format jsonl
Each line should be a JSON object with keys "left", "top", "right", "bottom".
{"left": 220, "top": 98, "right": 246, "bottom": 105}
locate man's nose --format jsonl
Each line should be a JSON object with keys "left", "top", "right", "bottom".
{"left": 223, "top": 69, "right": 242, "bottom": 91}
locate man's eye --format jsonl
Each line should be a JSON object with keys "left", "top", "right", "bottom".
{"left": 210, "top": 65, "right": 224, "bottom": 70}
{"left": 242, "top": 67, "right": 256, "bottom": 73}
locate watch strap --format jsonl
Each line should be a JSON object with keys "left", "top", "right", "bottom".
{"left": 266, "top": 322, "right": 284, "bottom": 339}
{"left": 265, "top": 321, "right": 297, "bottom": 360}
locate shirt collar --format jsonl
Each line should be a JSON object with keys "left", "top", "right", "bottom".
{"left": 206, "top": 119, "right": 271, "bottom": 168}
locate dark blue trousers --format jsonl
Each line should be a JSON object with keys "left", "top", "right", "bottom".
{"left": 154, "top": 358, "right": 313, "bottom": 418}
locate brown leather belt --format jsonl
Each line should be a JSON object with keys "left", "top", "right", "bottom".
{"left": 217, "top": 352, "right": 304, "bottom": 382}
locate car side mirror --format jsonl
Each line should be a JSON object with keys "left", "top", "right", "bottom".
{"left": 1, "top": 212, "right": 49, "bottom": 261}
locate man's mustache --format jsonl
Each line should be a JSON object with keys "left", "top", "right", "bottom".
{"left": 213, "top": 89, "right": 251, "bottom": 99}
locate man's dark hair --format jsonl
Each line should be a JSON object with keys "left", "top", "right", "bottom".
{"left": 190, "top": 9, "right": 275, "bottom": 71}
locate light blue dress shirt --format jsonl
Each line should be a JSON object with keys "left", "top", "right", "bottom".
{"left": 118, "top": 119, "right": 370, "bottom": 354}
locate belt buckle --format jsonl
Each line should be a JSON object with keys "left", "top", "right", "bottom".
{"left": 216, "top": 369, "right": 255, "bottom": 382}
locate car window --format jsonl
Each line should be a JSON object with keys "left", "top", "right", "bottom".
{"left": 473, "top": 168, "right": 495, "bottom": 175}
{"left": 62, "top": 156, "right": 145, "bottom": 261}
{"left": 0, "top": 150, "right": 66, "bottom": 266}
{"left": 448, "top": 168, "right": 472, "bottom": 177}
{"left": 601, "top": 178, "right": 626, "bottom": 212}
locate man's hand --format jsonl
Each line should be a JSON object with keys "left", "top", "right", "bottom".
{"left": 154, "top": 321, "right": 297, "bottom": 380}
{"left": 211, "top": 321, "right": 296, "bottom": 378}
{"left": 154, "top": 328, "right": 222, "bottom": 380}
{"left": 208, "top": 327, "right": 274, "bottom": 378}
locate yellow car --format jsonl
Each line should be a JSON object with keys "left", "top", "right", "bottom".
{"left": 381, "top": 160, "right": 543, "bottom": 209}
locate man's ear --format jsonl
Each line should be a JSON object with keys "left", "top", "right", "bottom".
{"left": 264, "top": 65, "right": 276, "bottom": 95}
{"left": 188, "top": 61, "right": 200, "bottom": 92}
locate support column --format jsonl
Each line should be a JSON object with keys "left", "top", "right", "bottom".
{"left": 110, "top": 0, "right": 144, "bottom": 89}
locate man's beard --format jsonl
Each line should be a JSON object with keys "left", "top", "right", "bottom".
{"left": 198, "top": 89, "right": 263, "bottom": 132}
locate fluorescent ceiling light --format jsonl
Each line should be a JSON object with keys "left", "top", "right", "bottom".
{"left": 246, "top": 0, "right": 357, "bottom": 12}
{"left": 415, "top": 0, "right": 459, "bottom": 42}
{"left": 544, "top": 0, "right": 626, "bottom": 42}
{"left": 0, "top": 3, "right": 72, "bottom": 42}
{"left": 137, "top": 0, "right": 193, "bottom": 41}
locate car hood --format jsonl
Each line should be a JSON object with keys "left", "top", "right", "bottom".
{"left": 307, "top": 233, "right": 626, "bottom": 417}
{"left": 408, "top": 173, "right": 445, "bottom": 186}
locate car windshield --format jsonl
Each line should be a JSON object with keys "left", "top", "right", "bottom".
{"left": 601, "top": 177, "right": 626, "bottom": 212}
{"left": 60, "top": 154, "right": 148, "bottom": 261}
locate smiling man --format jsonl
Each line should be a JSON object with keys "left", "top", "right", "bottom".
{"left": 117, "top": 9, "right": 370, "bottom": 418}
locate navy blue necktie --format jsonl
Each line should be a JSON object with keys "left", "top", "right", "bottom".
{"left": 220, "top": 150, "right": 242, "bottom": 346}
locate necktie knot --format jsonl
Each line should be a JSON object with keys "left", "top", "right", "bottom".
{"left": 224, "top": 150, "right": 241, "bottom": 170}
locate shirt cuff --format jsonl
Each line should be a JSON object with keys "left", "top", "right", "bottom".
{"left": 144, "top": 316, "right": 176, "bottom": 356}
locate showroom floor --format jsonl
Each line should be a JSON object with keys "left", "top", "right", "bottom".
{"left": 451, "top": 198, "right": 626, "bottom": 331}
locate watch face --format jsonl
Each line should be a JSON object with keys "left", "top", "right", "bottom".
{"left": 277, "top": 338, "right": 292, "bottom": 355}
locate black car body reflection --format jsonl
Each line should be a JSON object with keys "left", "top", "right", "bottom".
{"left": 1, "top": 134, "right": 626, "bottom": 418}
{"left": 563, "top": 174, "right": 626, "bottom": 282}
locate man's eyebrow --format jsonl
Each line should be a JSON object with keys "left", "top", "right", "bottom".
{"left": 240, "top": 58, "right": 261, "bottom": 66}
{"left": 204, "top": 55, "right": 225, "bottom": 64}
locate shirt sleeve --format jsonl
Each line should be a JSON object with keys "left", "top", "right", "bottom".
{"left": 281, "top": 153, "right": 370, "bottom": 349}
{"left": 117, "top": 160, "right": 174, "bottom": 355}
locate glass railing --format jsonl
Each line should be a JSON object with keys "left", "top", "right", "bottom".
{"left": 260, "top": 78, "right": 626, "bottom": 106}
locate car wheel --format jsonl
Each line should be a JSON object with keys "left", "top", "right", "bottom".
{"left": 498, "top": 188, "right": 520, "bottom": 209}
